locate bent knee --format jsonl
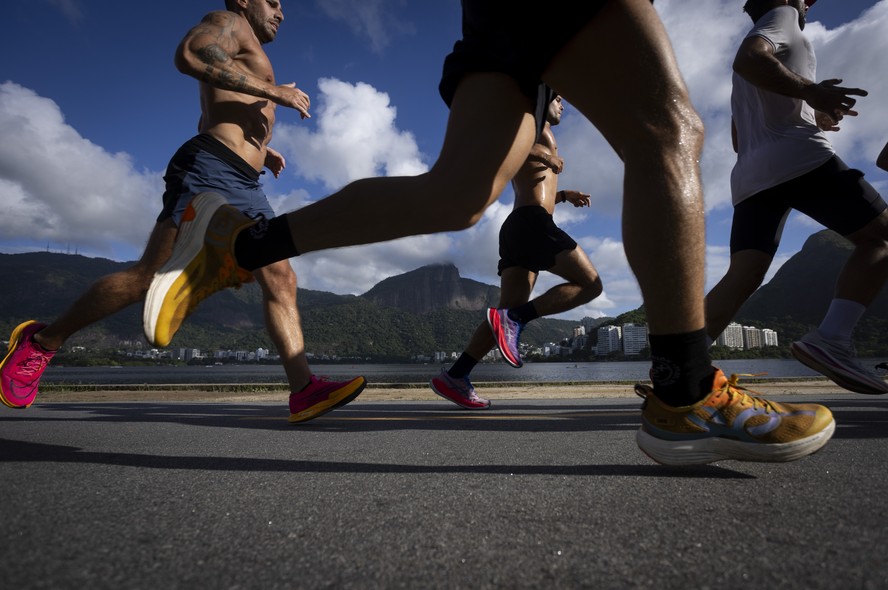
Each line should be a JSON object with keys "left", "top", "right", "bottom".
{"left": 579, "top": 275, "right": 604, "bottom": 303}
{"left": 727, "top": 266, "right": 767, "bottom": 298}
{"left": 630, "top": 101, "right": 705, "bottom": 158}
{"left": 421, "top": 168, "right": 503, "bottom": 231}
{"left": 254, "top": 261, "right": 297, "bottom": 292}
{"left": 429, "top": 197, "right": 491, "bottom": 231}
{"left": 847, "top": 227, "right": 888, "bottom": 253}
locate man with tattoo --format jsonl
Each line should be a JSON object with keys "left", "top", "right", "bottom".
{"left": 142, "top": 0, "right": 837, "bottom": 465}
{"left": 0, "top": 0, "right": 366, "bottom": 423}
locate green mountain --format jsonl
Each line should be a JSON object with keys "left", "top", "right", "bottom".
{"left": 13, "top": 230, "right": 880, "bottom": 360}
{"left": 0, "top": 253, "right": 580, "bottom": 360}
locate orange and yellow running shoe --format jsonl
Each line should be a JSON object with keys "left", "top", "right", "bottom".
{"left": 143, "top": 192, "right": 256, "bottom": 347}
{"left": 635, "top": 369, "right": 835, "bottom": 465}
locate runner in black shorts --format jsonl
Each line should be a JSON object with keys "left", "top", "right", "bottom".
{"left": 705, "top": 0, "right": 888, "bottom": 395}
{"left": 430, "top": 95, "right": 601, "bottom": 409}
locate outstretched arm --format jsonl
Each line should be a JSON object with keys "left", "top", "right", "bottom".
{"left": 733, "top": 36, "right": 866, "bottom": 121}
{"left": 264, "top": 146, "right": 286, "bottom": 178}
{"left": 556, "top": 190, "right": 591, "bottom": 208}
{"left": 175, "top": 11, "right": 310, "bottom": 118}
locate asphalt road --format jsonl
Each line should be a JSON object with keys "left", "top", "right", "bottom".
{"left": 2, "top": 394, "right": 887, "bottom": 589}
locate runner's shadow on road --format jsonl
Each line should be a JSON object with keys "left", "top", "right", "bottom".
{"left": 0, "top": 437, "right": 754, "bottom": 479}
{"left": 821, "top": 399, "right": 888, "bottom": 440}
{"left": 1, "top": 401, "right": 644, "bottom": 434}
{"left": 6, "top": 399, "right": 888, "bottom": 438}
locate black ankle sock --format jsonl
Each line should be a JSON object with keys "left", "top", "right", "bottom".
{"left": 233, "top": 215, "right": 299, "bottom": 271}
{"left": 648, "top": 329, "right": 715, "bottom": 407}
{"left": 448, "top": 353, "right": 479, "bottom": 379}
{"left": 507, "top": 302, "right": 539, "bottom": 325}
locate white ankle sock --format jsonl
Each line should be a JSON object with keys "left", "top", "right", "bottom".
{"left": 818, "top": 298, "right": 866, "bottom": 344}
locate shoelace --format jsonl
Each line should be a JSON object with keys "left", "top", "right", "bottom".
{"left": 505, "top": 317, "right": 523, "bottom": 342}
{"left": 634, "top": 374, "right": 775, "bottom": 413}
{"left": 719, "top": 373, "right": 775, "bottom": 414}
{"left": 454, "top": 375, "right": 475, "bottom": 397}
{"left": 16, "top": 349, "right": 53, "bottom": 377}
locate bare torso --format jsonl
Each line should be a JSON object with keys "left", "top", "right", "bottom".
{"left": 194, "top": 12, "right": 277, "bottom": 172}
{"left": 511, "top": 122, "right": 559, "bottom": 214}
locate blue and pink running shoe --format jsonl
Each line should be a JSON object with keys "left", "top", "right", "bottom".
{"left": 487, "top": 308, "right": 524, "bottom": 368}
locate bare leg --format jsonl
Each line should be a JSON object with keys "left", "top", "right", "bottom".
{"left": 835, "top": 210, "right": 888, "bottom": 306}
{"left": 527, "top": 247, "right": 602, "bottom": 317}
{"left": 704, "top": 249, "right": 772, "bottom": 340}
{"left": 34, "top": 220, "right": 178, "bottom": 351}
{"left": 283, "top": 73, "right": 539, "bottom": 254}
{"left": 252, "top": 260, "right": 311, "bottom": 393}
{"left": 542, "top": 0, "right": 706, "bottom": 336}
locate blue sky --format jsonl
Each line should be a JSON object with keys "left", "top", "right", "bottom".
{"left": 2, "top": 0, "right": 887, "bottom": 320}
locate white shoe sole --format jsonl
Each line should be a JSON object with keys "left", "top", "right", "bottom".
{"left": 143, "top": 192, "right": 227, "bottom": 346}
{"left": 635, "top": 419, "right": 836, "bottom": 466}
{"left": 792, "top": 341, "right": 888, "bottom": 395}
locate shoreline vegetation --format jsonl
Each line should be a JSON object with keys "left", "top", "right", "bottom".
{"left": 37, "top": 376, "right": 846, "bottom": 403}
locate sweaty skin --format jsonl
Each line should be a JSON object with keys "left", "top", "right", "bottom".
{"left": 175, "top": 1, "right": 311, "bottom": 173}
{"left": 511, "top": 96, "right": 590, "bottom": 211}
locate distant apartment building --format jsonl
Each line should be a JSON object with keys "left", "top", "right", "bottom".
{"left": 714, "top": 322, "right": 780, "bottom": 350}
{"left": 622, "top": 323, "right": 649, "bottom": 356}
{"left": 762, "top": 328, "right": 778, "bottom": 347}
{"left": 715, "top": 322, "right": 745, "bottom": 349}
{"left": 742, "top": 325, "right": 763, "bottom": 349}
{"left": 596, "top": 325, "right": 622, "bottom": 356}
{"left": 171, "top": 347, "right": 202, "bottom": 361}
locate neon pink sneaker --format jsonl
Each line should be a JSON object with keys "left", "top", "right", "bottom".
{"left": 288, "top": 375, "right": 367, "bottom": 423}
{"left": 487, "top": 307, "right": 524, "bottom": 368}
{"left": 430, "top": 369, "right": 490, "bottom": 409}
{"left": 1, "top": 321, "right": 56, "bottom": 409}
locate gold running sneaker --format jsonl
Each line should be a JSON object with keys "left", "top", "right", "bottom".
{"left": 143, "top": 192, "right": 256, "bottom": 347}
{"left": 635, "top": 370, "right": 835, "bottom": 466}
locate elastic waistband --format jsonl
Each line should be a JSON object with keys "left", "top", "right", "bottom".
{"left": 189, "top": 134, "right": 261, "bottom": 181}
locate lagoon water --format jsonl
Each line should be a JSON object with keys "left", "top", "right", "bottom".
{"left": 39, "top": 358, "right": 886, "bottom": 386}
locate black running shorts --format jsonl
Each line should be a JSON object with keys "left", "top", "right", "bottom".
{"left": 157, "top": 134, "right": 274, "bottom": 225}
{"left": 730, "top": 156, "right": 887, "bottom": 256}
{"left": 439, "top": 0, "right": 609, "bottom": 139}
{"left": 498, "top": 206, "right": 578, "bottom": 275}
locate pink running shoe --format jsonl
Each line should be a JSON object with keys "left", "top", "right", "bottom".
{"left": 1, "top": 321, "right": 56, "bottom": 409}
{"left": 430, "top": 369, "right": 490, "bottom": 409}
{"left": 288, "top": 375, "right": 367, "bottom": 423}
{"left": 487, "top": 307, "right": 524, "bottom": 368}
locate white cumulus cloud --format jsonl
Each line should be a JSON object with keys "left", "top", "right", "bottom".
{"left": 0, "top": 81, "right": 161, "bottom": 259}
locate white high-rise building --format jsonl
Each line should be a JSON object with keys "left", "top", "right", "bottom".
{"left": 715, "top": 322, "right": 744, "bottom": 349}
{"left": 596, "top": 325, "right": 622, "bottom": 355}
{"left": 742, "top": 326, "right": 763, "bottom": 349}
{"left": 762, "top": 328, "right": 778, "bottom": 347}
{"left": 622, "top": 323, "right": 649, "bottom": 356}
